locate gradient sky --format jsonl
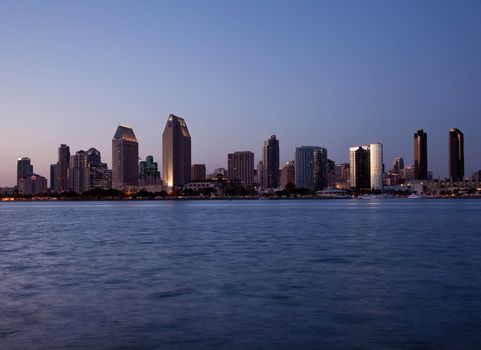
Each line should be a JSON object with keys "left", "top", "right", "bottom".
{"left": 1, "top": 0, "right": 481, "bottom": 186}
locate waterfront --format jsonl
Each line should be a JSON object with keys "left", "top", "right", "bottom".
{"left": 1, "top": 199, "right": 481, "bottom": 349}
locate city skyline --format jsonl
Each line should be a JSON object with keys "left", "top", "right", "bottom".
{"left": 1, "top": 1, "right": 481, "bottom": 186}
{"left": 2, "top": 122, "right": 477, "bottom": 188}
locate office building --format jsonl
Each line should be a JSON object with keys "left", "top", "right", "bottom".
{"left": 191, "top": 164, "right": 207, "bottom": 182}
{"left": 227, "top": 152, "right": 254, "bottom": 188}
{"left": 263, "top": 135, "right": 280, "bottom": 189}
{"left": 112, "top": 125, "right": 139, "bottom": 189}
{"left": 162, "top": 114, "right": 191, "bottom": 189}
{"left": 449, "top": 128, "right": 464, "bottom": 181}
{"left": 414, "top": 129, "right": 428, "bottom": 180}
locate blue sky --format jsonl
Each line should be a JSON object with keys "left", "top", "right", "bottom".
{"left": 1, "top": 0, "right": 480, "bottom": 186}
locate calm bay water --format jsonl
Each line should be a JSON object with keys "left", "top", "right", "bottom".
{"left": 1, "top": 199, "right": 481, "bottom": 349}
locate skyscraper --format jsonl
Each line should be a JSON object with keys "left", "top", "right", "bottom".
{"left": 414, "top": 129, "right": 428, "bottom": 180}
{"left": 85, "top": 148, "right": 111, "bottom": 191}
{"left": 57, "top": 144, "right": 70, "bottom": 193}
{"left": 295, "top": 146, "right": 328, "bottom": 190}
{"left": 449, "top": 128, "right": 464, "bottom": 181}
{"left": 263, "top": 135, "right": 279, "bottom": 189}
{"left": 68, "top": 150, "right": 88, "bottom": 193}
{"left": 112, "top": 125, "right": 139, "bottom": 189}
{"left": 227, "top": 151, "right": 255, "bottom": 189}
{"left": 162, "top": 114, "right": 191, "bottom": 189}
{"left": 17, "top": 157, "right": 33, "bottom": 188}
{"left": 313, "top": 148, "right": 328, "bottom": 190}
{"left": 349, "top": 146, "right": 370, "bottom": 190}
{"left": 369, "top": 142, "right": 383, "bottom": 191}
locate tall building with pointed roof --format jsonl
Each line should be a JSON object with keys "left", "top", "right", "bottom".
{"left": 162, "top": 114, "right": 191, "bottom": 190}
{"left": 112, "top": 125, "right": 139, "bottom": 189}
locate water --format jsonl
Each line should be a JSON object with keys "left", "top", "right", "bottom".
{"left": 1, "top": 199, "right": 481, "bottom": 349}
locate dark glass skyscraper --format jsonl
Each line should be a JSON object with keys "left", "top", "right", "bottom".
{"left": 57, "top": 144, "right": 70, "bottom": 193}
{"left": 449, "top": 128, "right": 464, "bottom": 181}
{"left": 263, "top": 135, "right": 280, "bottom": 189}
{"left": 295, "top": 146, "right": 327, "bottom": 190}
{"left": 162, "top": 114, "right": 191, "bottom": 189}
{"left": 414, "top": 129, "right": 428, "bottom": 180}
{"left": 112, "top": 125, "right": 139, "bottom": 189}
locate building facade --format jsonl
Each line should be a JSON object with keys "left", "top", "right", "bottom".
{"left": 112, "top": 125, "right": 139, "bottom": 190}
{"left": 162, "top": 114, "right": 191, "bottom": 190}
{"left": 227, "top": 151, "right": 254, "bottom": 189}
{"left": 449, "top": 128, "right": 464, "bottom": 181}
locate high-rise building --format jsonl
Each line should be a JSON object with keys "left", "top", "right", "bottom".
{"left": 68, "top": 150, "right": 89, "bottom": 193}
{"left": 295, "top": 146, "right": 327, "bottom": 190}
{"left": 50, "top": 164, "right": 58, "bottom": 192}
{"left": 449, "top": 128, "right": 464, "bottom": 181}
{"left": 16, "top": 158, "right": 47, "bottom": 195}
{"left": 370, "top": 142, "right": 383, "bottom": 191}
{"left": 84, "top": 148, "right": 111, "bottom": 191}
{"left": 191, "top": 164, "right": 206, "bottom": 182}
{"left": 313, "top": 148, "right": 328, "bottom": 190}
{"left": 57, "top": 144, "right": 70, "bottom": 193}
{"left": 112, "top": 125, "right": 139, "bottom": 190}
{"left": 414, "top": 129, "right": 428, "bottom": 180}
{"left": 263, "top": 135, "right": 280, "bottom": 189}
{"left": 162, "top": 114, "right": 191, "bottom": 189}
{"left": 227, "top": 152, "right": 255, "bottom": 189}
{"left": 17, "top": 157, "right": 33, "bottom": 188}
{"left": 349, "top": 146, "right": 370, "bottom": 190}
{"left": 280, "top": 161, "right": 295, "bottom": 189}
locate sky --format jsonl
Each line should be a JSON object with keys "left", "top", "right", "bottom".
{"left": 1, "top": 0, "right": 481, "bottom": 186}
